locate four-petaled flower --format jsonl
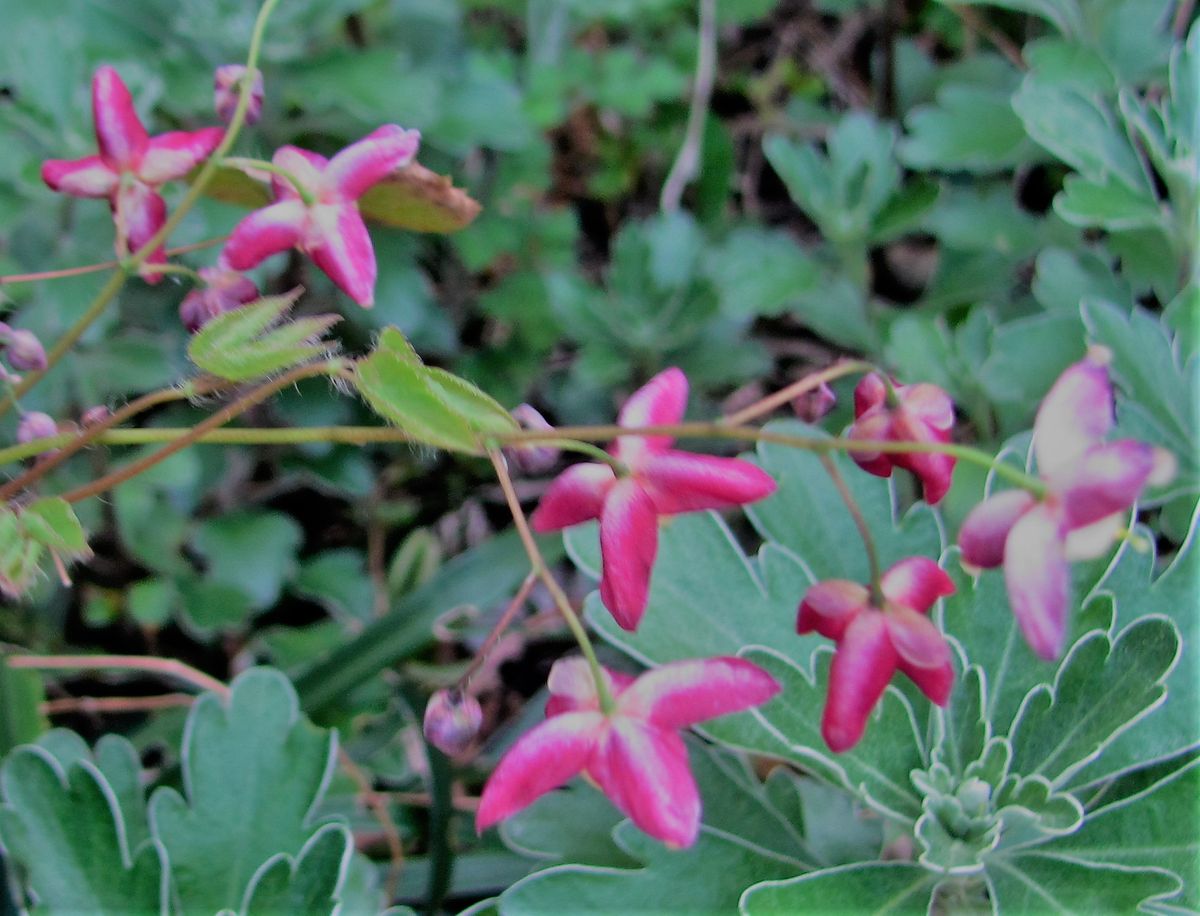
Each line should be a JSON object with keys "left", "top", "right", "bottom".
{"left": 476, "top": 655, "right": 780, "bottom": 847}
{"left": 222, "top": 125, "right": 420, "bottom": 307}
{"left": 530, "top": 368, "right": 777, "bottom": 631}
{"left": 848, "top": 373, "right": 956, "bottom": 504}
{"left": 41, "top": 66, "right": 224, "bottom": 273}
{"left": 957, "top": 351, "right": 1173, "bottom": 660}
{"left": 798, "top": 557, "right": 956, "bottom": 752}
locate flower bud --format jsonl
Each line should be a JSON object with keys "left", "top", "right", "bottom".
{"left": 792, "top": 381, "right": 836, "bottom": 422}
{"left": 214, "top": 65, "right": 264, "bottom": 126}
{"left": 505, "top": 404, "right": 559, "bottom": 475}
{"left": 80, "top": 405, "right": 111, "bottom": 428}
{"left": 180, "top": 265, "right": 259, "bottom": 331}
{"left": 17, "top": 411, "right": 58, "bottom": 447}
{"left": 423, "top": 689, "right": 483, "bottom": 756}
{"left": 1, "top": 328, "right": 47, "bottom": 372}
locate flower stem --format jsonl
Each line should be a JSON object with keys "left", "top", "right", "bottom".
{"left": 721, "top": 359, "right": 874, "bottom": 426}
{"left": 820, "top": 455, "right": 884, "bottom": 604}
{"left": 7, "top": 654, "right": 229, "bottom": 697}
{"left": 487, "top": 448, "right": 616, "bottom": 715}
{"left": 456, "top": 572, "right": 538, "bottom": 691}
{"left": 0, "top": 237, "right": 226, "bottom": 287}
{"left": 221, "top": 157, "right": 316, "bottom": 206}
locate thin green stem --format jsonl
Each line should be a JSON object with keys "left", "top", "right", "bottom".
{"left": 137, "top": 263, "right": 203, "bottom": 283}
{"left": 487, "top": 448, "right": 615, "bottom": 715}
{"left": 221, "top": 157, "right": 316, "bottom": 206}
{"left": 820, "top": 454, "right": 884, "bottom": 604}
{"left": 537, "top": 438, "right": 625, "bottom": 472}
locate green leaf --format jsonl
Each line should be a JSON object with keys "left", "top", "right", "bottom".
{"left": 241, "top": 822, "right": 353, "bottom": 916}
{"left": 21, "top": 498, "right": 90, "bottom": 560}
{"left": 148, "top": 668, "right": 338, "bottom": 916}
{"left": 703, "top": 226, "right": 821, "bottom": 319}
{"left": 292, "top": 550, "right": 375, "bottom": 626}
{"left": 1054, "top": 175, "right": 1166, "bottom": 231}
{"left": 191, "top": 511, "right": 303, "bottom": 613}
{"left": 0, "top": 746, "right": 167, "bottom": 915}
{"left": 901, "top": 85, "right": 1033, "bottom": 173}
{"left": 502, "top": 783, "right": 641, "bottom": 869}
{"left": 742, "top": 862, "right": 938, "bottom": 915}
{"left": 984, "top": 853, "right": 1178, "bottom": 913}
{"left": 1007, "top": 618, "right": 1178, "bottom": 785}
{"left": 187, "top": 290, "right": 339, "bottom": 382}
{"left": 423, "top": 367, "right": 518, "bottom": 438}
{"left": 0, "top": 655, "right": 46, "bottom": 755}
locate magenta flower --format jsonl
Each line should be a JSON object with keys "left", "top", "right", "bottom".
{"left": 221, "top": 126, "right": 421, "bottom": 307}
{"left": 530, "top": 368, "right": 777, "bottom": 631}
{"left": 179, "top": 262, "right": 259, "bottom": 331}
{"left": 41, "top": 66, "right": 224, "bottom": 272}
{"left": 848, "top": 373, "right": 956, "bottom": 504}
{"left": 958, "top": 352, "right": 1173, "bottom": 660}
{"left": 214, "top": 65, "right": 264, "bottom": 126}
{"left": 476, "top": 655, "right": 780, "bottom": 847}
{"left": 798, "top": 557, "right": 956, "bottom": 752}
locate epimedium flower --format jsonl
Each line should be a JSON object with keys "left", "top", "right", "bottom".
{"left": 179, "top": 261, "right": 259, "bottom": 332}
{"left": 848, "top": 373, "right": 956, "bottom": 504}
{"left": 41, "top": 66, "right": 224, "bottom": 274}
{"left": 957, "top": 351, "right": 1174, "bottom": 661}
{"left": 214, "top": 64, "right": 264, "bottom": 126}
{"left": 529, "top": 368, "right": 777, "bottom": 631}
{"left": 798, "top": 557, "right": 956, "bottom": 752}
{"left": 221, "top": 125, "right": 421, "bottom": 307}
{"left": 476, "top": 655, "right": 780, "bottom": 847}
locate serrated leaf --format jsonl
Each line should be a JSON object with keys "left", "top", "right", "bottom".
{"left": 148, "top": 668, "right": 338, "bottom": 916}
{"left": 240, "top": 822, "right": 352, "bottom": 916}
{"left": 1054, "top": 175, "right": 1166, "bottom": 231}
{"left": 1007, "top": 618, "right": 1178, "bottom": 786}
{"left": 742, "top": 862, "right": 938, "bottom": 915}
{"left": 187, "top": 290, "right": 338, "bottom": 382}
{"left": 423, "top": 367, "right": 518, "bottom": 437}
{"left": 0, "top": 746, "right": 167, "bottom": 915}
{"left": 21, "top": 498, "right": 90, "bottom": 560}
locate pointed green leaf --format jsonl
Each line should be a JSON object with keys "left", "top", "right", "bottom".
{"left": 21, "top": 498, "right": 90, "bottom": 560}
{"left": 742, "top": 862, "right": 938, "bottom": 915}
{"left": 424, "top": 367, "right": 518, "bottom": 437}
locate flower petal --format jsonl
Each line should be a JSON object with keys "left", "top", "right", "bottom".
{"left": 847, "top": 410, "right": 894, "bottom": 477}
{"left": 41, "top": 156, "right": 119, "bottom": 198}
{"left": 822, "top": 611, "right": 898, "bottom": 753}
{"left": 116, "top": 183, "right": 167, "bottom": 271}
{"left": 1004, "top": 505, "right": 1071, "bottom": 661}
{"left": 640, "top": 451, "right": 776, "bottom": 515}
{"left": 889, "top": 410, "right": 955, "bottom": 504}
{"left": 476, "top": 712, "right": 601, "bottom": 832}
{"left": 853, "top": 374, "right": 888, "bottom": 417}
{"left": 614, "top": 368, "right": 688, "bottom": 462}
{"left": 896, "top": 656, "right": 955, "bottom": 707}
{"left": 797, "top": 579, "right": 869, "bottom": 640}
{"left": 326, "top": 125, "right": 421, "bottom": 200}
{"left": 1054, "top": 440, "right": 1156, "bottom": 530}
{"left": 596, "top": 720, "right": 699, "bottom": 848}
{"left": 958, "top": 490, "right": 1037, "bottom": 569}
{"left": 618, "top": 657, "right": 781, "bottom": 729}
{"left": 885, "top": 606, "right": 952, "bottom": 673}
{"left": 138, "top": 128, "right": 224, "bottom": 184}
{"left": 270, "top": 146, "right": 328, "bottom": 199}
{"left": 880, "top": 557, "right": 955, "bottom": 613}
{"left": 1064, "top": 512, "right": 1126, "bottom": 561}
{"left": 598, "top": 480, "right": 659, "bottom": 631}
{"left": 545, "top": 660, "right": 632, "bottom": 717}
{"left": 92, "top": 66, "right": 147, "bottom": 168}
{"left": 901, "top": 383, "right": 955, "bottom": 432}
{"left": 223, "top": 199, "right": 307, "bottom": 270}
{"left": 529, "top": 463, "right": 616, "bottom": 532}
{"left": 1034, "top": 356, "right": 1113, "bottom": 478}
{"left": 307, "top": 204, "right": 377, "bottom": 306}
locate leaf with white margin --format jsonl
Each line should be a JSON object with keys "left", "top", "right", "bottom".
{"left": 983, "top": 853, "right": 1179, "bottom": 914}
{"left": 741, "top": 862, "right": 941, "bottom": 915}
{"left": 148, "top": 668, "right": 339, "bottom": 916}
{"left": 932, "top": 665, "right": 989, "bottom": 777}
{"left": 1007, "top": 617, "right": 1178, "bottom": 787}
{"left": 1038, "top": 758, "right": 1199, "bottom": 910}
{"left": 744, "top": 420, "right": 943, "bottom": 585}
{"left": 239, "top": 822, "right": 353, "bottom": 915}
{"left": 0, "top": 745, "right": 167, "bottom": 915}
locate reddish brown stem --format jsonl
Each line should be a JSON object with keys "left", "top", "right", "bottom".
{"left": 8, "top": 654, "right": 229, "bottom": 697}
{"left": 0, "top": 237, "right": 227, "bottom": 286}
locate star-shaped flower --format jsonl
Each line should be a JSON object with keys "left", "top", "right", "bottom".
{"left": 957, "top": 352, "right": 1173, "bottom": 660}
{"left": 476, "top": 655, "right": 780, "bottom": 847}
{"left": 221, "top": 125, "right": 420, "bottom": 307}
{"left": 41, "top": 66, "right": 224, "bottom": 273}
{"left": 798, "top": 557, "right": 956, "bottom": 752}
{"left": 530, "top": 368, "right": 777, "bottom": 630}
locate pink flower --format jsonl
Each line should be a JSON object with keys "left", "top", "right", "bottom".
{"left": 214, "top": 65, "right": 264, "bottom": 126}
{"left": 476, "top": 655, "right": 780, "bottom": 847}
{"left": 423, "top": 688, "right": 484, "bottom": 756}
{"left": 958, "top": 352, "right": 1173, "bottom": 660}
{"left": 179, "top": 262, "right": 259, "bottom": 331}
{"left": 792, "top": 380, "right": 837, "bottom": 423}
{"left": 221, "top": 126, "right": 421, "bottom": 307}
{"left": 848, "top": 373, "right": 956, "bottom": 504}
{"left": 798, "top": 557, "right": 956, "bottom": 752}
{"left": 41, "top": 66, "right": 224, "bottom": 273}
{"left": 505, "top": 404, "right": 560, "bottom": 475}
{"left": 16, "top": 412, "right": 58, "bottom": 451}
{"left": 530, "top": 368, "right": 777, "bottom": 631}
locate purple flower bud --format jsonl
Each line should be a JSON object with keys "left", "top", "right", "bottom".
{"left": 792, "top": 381, "right": 837, "bottom": 422}
{"left": 505, "top": 404, "right": 560, "bottom": 475}
{"left": 17, "top": 411, "right": 58, "bottom": 447}
{"left": 1, "top": 328, "right": 47, "bottom": 372}
{"left": 180, "top": 265, "right": 259, "bottom": 331}
{"left": 214, "top": 65, "right": 264, "bottom": 126}
{"left": 80, "top": 405, "right": 111, "bottom": 428}
{"left": 423, "top": 689, "right": 483, "bottom": 756}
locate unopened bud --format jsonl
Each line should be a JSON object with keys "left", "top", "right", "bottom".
{"left": 505, "top": 404, "right": 560, "bottom": 475}
{"left": 2, "top": 328, "right": 47, "bottom": 372}
{"left": 180, "top": 265, "right": 259, "bottom": 331}
{"left": 17, "top": 411, "right": 58, "bottom": 447}
{"left": 80, "top": 405, "right": 111, "bottom": 428}
{"left": 214, "top": 65, "right": 264, "bottom": 126}
{"left": 423, "top": 688, "right": 483, "bottom": 756}
{"left": 792, "top": 381, "right": 837, "bottom": 422}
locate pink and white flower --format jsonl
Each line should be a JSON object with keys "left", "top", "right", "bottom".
{"left": 476, "top": 655, "right": 780, "bottom": 847}
{"left": 179, "top": 262, "right": 259, "bottom": 331}
{"left": 958, "top": 352, "right": 1173, "bottom": 660}
{"left": 848, "top": 373, "right": 956, "bottom": 504}
{"left": 798, "top": 557, "right": 956, "bottom": 752}
{"left": 530, "top": 368, "right": 777, "bottom": 631}
{"left": 221, "top": 126, "right": 421, "bottom": 307}
{"left": 41, "top": 66, "right": 224, "bottom": 273}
